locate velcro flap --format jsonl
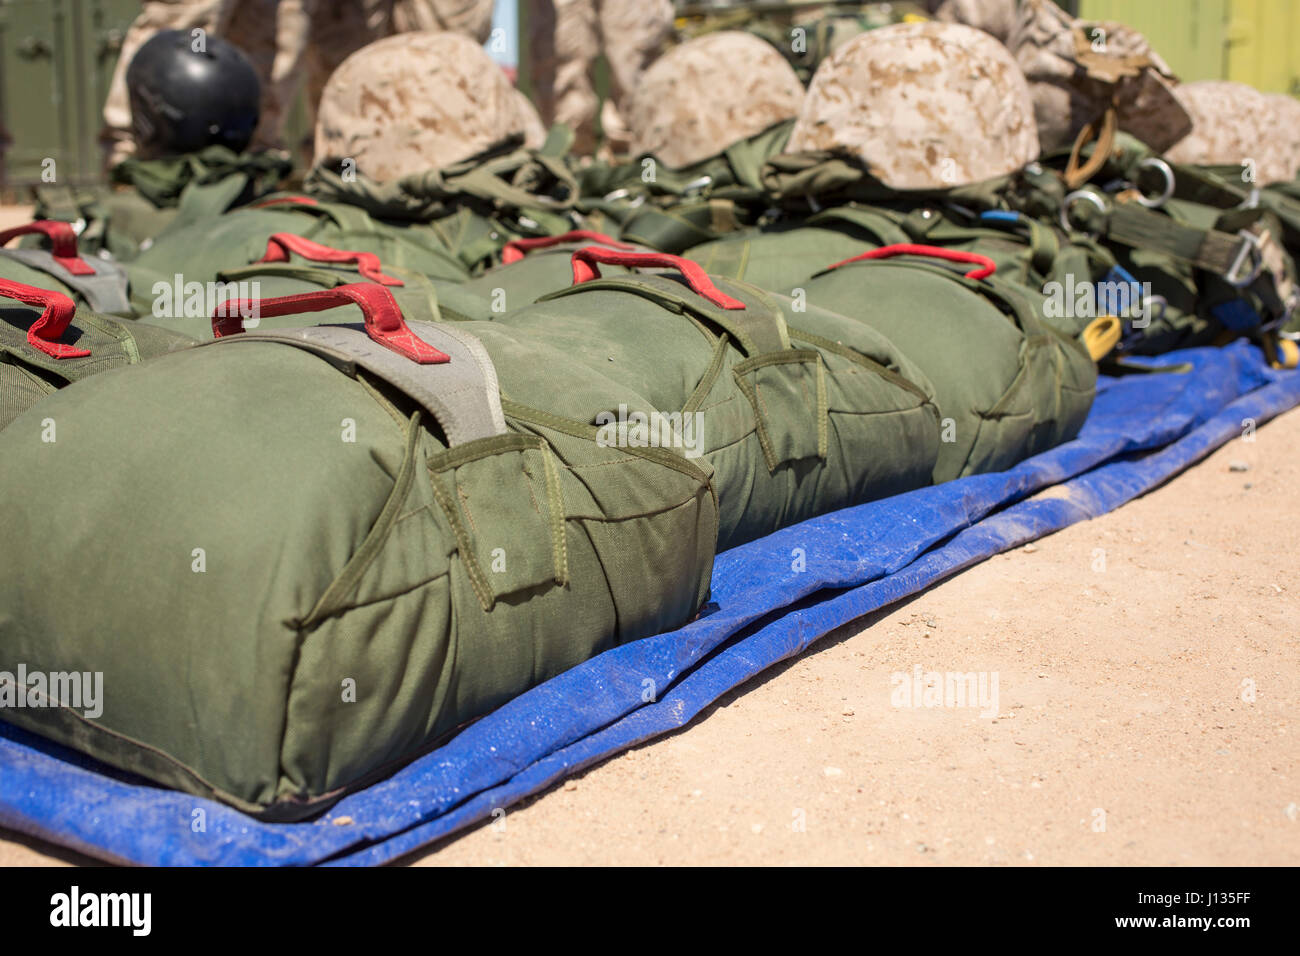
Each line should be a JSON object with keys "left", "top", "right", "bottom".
{"left": 732, "top": 349, "right": 828, "bottom": 472}
{"left": 427, "top": 434, "right": 568, "bottom": 610}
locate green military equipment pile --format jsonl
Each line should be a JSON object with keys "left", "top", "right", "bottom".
{"left": 1, "top": 15, "right": 1298, "bottom": 819}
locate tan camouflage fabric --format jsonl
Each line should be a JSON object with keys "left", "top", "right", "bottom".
{"left": 626, "top": 32, "right": 805, "bottom": 168}
{"left": 382, "top": 0, "right": 494, "bottom": 39}
{"left": 1264, "top": 94, "right": 1300, "bottom": 181}
{"left": 924, "top": 0, "right": 1019, "bottom": 44}
{"left": 314, "top": 31, "right": 530, "bottom": 182}
{"left": 286, "top": 0, "right": 496, "bottom": 159}
{"left": 512, "top": 88, "right": 548, "bottom": 149}
{"left": 786, "top": 21, "right": 1039, "bottom": 190}
{"left": 526, "top": 0, "right": 675, "bottom": 157}
{"left": 1166, "top": 81, "right": 1294, "bottom": 185}
{"left": 1009, "top": 0, "right": 1191, "bottom": 155}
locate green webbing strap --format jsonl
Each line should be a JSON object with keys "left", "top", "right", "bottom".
{"left": 619, "top": 200, "right": 748, "bottom": 253}
{"left": 1106, "top": 202, "right": 1260, "bottom": 278}
{"left": 1172, "top": 165, "right": 1254, "bottom": 211}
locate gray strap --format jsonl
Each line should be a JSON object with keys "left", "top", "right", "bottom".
{"left": 216, "top": 320, "right": 506, "bottom": 446}
{"left": 0, "top": 248, "right": 132, "bottom": 315}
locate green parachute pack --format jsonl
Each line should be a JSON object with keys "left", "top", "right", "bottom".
{"left": 0, "top": 277, "right": 193, "bottom": 431}
{"left": 0, "top": 221, "right": 134, "bottom": 317}
{"left": 32, "top": 146, "right": 293, "bottom": 262}
{"left": 122, "top": 137, "right": 584, "bottom": 312}
{"left": 1003, "top": 132, "right": 1300, "bottom": 362}
{"left": 0, "top": 234, "right": 1100, "bottom": 817}
{"left": 576, "top": 120, "right": 797, "bottom": 254}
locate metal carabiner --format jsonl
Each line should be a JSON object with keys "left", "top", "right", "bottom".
{"left": 1134, "top": 157, "right": 1175, "bottom": 208}
{"left": 1224, "top": 230, "right": 1265, "bottom": 288}
{"left": 682, "top": 174, "right": 713, "bottom": 195}
{"left": 1058, "top": 189, "right": 1107, "bottom": 236}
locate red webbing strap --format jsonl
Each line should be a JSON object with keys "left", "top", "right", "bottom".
{"left": 827, "top": 243, "right": 998, "bottom": 281}
{"left": 569, "top": 246, "right": 746, "bottom": 310}
{"left": 249, "top": 195, "right": 319, "bottom": 208}
{"left": 211, "top": 283, "right": 449, "bottom": 364}
{"left": 258, "top": 233, "right": 404, "bottom": 286}
{"left": 0, "top": 278, "right": 89, "bottom": 359}
{"left": 0, "top": 221, "right": 95, "bottom": 276}
{"left": 501, "top": 230, "right": 635, "bottom": 265}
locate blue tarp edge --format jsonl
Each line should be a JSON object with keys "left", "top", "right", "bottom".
{"left": 0, "top": 341, "right": 1295, "bottom": 865}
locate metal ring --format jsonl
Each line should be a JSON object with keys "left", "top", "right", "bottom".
{"left": 1225, "top": 230, "right": 1265, "bottom": 289}
{"left": 1134, "top": 157, "right": 1175, "bottom": 208}
{"left": 1058, "top": 189, "right": 1107, "bottom": 235}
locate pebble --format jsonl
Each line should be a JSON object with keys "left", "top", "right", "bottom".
{"left": 563, "top": 780, "right": 578, "bottom": 791}
{"left": 824, "top": 766, "right": 843, "bottom": 777}
{"left": 1229, "top": 461, "right": 1250, "bottom": 472}
{"left": 332, "top": 816, "right": 354, "bottom": 826}
{"left": 1023, "top": 544, "right": 1038, "bottom": 553}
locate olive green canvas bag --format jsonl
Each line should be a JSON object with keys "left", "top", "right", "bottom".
{"left": 0, "top": 276, "right": 193, "bottom": 431}
{"left": 0, "top": 279, "right": 718, "bottom": 819}
{"left": 0, "top": 221, "right": 134, "bottom": 317}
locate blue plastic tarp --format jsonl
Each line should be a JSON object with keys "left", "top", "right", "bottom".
{"left": 1, "top": 341, "right": 1297, "bottom": 865}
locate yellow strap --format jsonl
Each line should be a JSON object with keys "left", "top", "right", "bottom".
{"left": 1082, "top": 315, "right": 1122, "bottom": 361}
{"left": 1263, "top": 333, "right": 1300, "bottom": 370}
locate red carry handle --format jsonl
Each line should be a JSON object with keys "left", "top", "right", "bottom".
{"left": 569, "top": 246, "right": 746, "bottom": 310}
{"left": 501, "top": 230, "right": 635, "bottom": 265}
{"left": 249, "top": 195, "right": 319, "bottom": 209}
{"left": 257, "top": 233, "right": 404, "bottom": 286}
{"left": 0, "top": 221, "right": 95, "bottom": 276}
{"left": 0, "top": 278, "right": 89, "bottom": 359}
{"left": 827, "top": 243, "right": 997, "bottom": 281}
{"left": 212, "top": 282, "right": 449, "bottom": 365}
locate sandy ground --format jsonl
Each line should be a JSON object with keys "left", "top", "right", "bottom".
{"left": 2, "top": 402, "right": 1297, "bottom": 868}
{"left": 0, "top": 205, "right": 35, "bottom": 231}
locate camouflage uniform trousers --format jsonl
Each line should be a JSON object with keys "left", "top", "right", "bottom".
{"left": 102, "top": 0, "right": 494, "bottom": 165}
{"left": 526, "top": 0, "right": 675, "bottom": 156}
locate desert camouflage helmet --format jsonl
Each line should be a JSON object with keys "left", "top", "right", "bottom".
{"left": 511, "top": 87, "right": 547, "bottom": 150}
{"left": 1165, "top": 81, "right": 1294, "bottom": 185}
{"left": 1009, "top": 0, "right": 1191, "bottom": 155}
{"left": 1265, "top": 94, "right": 1300, "bottom": 180}
{"left": 315, "top": 31, "right": 533, "bottom": 182}
{"left": 626, "top": 32, "right": 804, "bottom": 168}
{"left": 785, "top": 21, "right": 1039, "bottom": 190}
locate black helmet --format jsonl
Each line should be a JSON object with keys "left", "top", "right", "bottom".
{"left": 126, "top": 29, "right": 261, "bottom": 157}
